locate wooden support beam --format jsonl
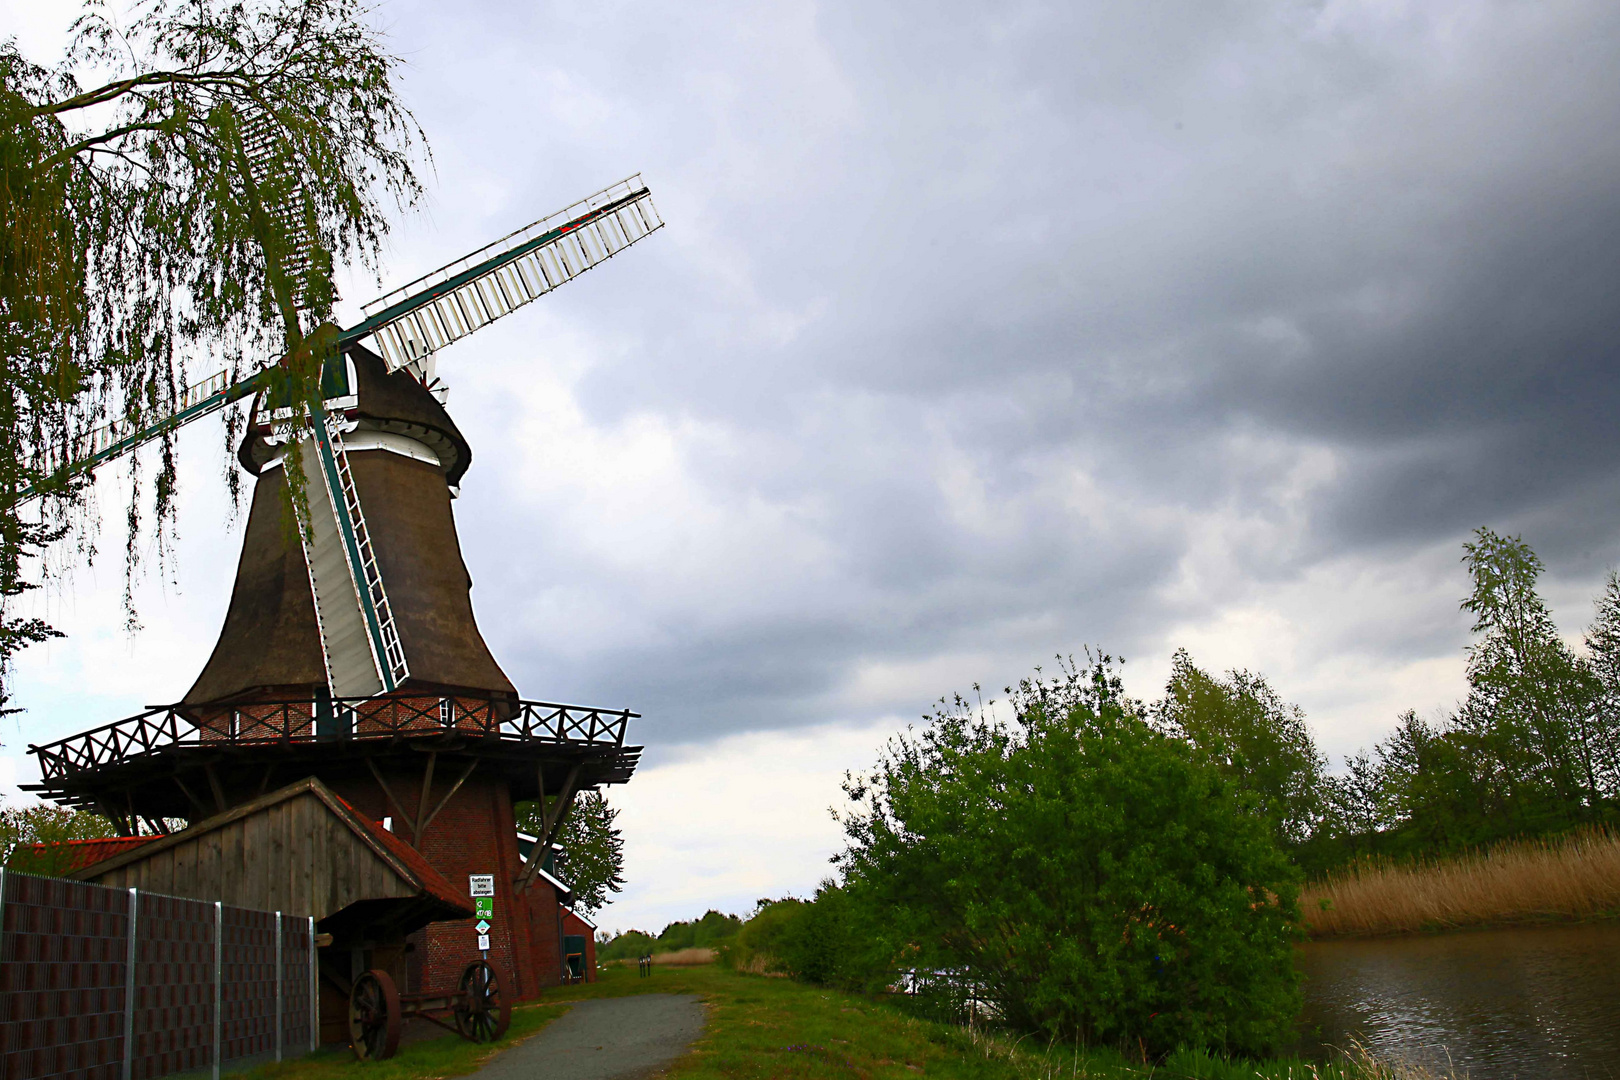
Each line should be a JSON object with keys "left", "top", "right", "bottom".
{"left": 256, "top": 762, "right": 277, "bottom": 797}
{"left": 542, "top": 782, "right": 582, "bottom": 852}
{"left": 171, "top": 772, "right": 208, "bottom": 818}
{"left": 416, "top": 758, "right": 477, "bottom": 842}
{"left": 364, "top": 756, "right": 418, "bottom": 840}
{"left": 202, "top": 762, "right": 228, "bottom": 815}
{"left": 414, "top": 751, "right": 437, "bottom": 843}
{"left": 518, "top": 762, "right": 581, "bottom": 891}
{"left": 100, "top": 799, "right": 133, "bottom": 838}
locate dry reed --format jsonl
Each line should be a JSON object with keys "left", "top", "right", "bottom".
{"left": 1302, "top": 826, "right": 1620, "bottom": 937}
{"left": 649, "top": 946, "right": 717, "bottom": 966}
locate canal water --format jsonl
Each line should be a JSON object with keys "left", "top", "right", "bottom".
{"left": 1295, "top": 920, "right": 1620, "bottom": 1079}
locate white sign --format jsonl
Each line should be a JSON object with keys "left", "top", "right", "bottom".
{"left": 477, "top": 934, "right": 491, "bottom": 951}
{"left": 475, "top": 920, "right": 491, "bottom": 934}
{"left": 469, "top": 874, "right": 495, "bottom": 897}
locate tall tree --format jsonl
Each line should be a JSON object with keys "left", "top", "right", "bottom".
{"left": 1152, "top": 649, "right": 1326, "bottom": 846}
{"left": 1581, "top": 569, "right": 1620, "bottom": 805}
{"left": 514, "top": 791, "right": 626, "bottom": 917}
{"left": 1456, "top": 528, "right": 1596, "bottom": 823}
{"left": 1, "top": 0, "right": 423, "bottom": 708}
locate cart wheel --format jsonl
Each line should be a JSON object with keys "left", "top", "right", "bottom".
{"left": 454, "top": 961, "right": 510, "bottom": 1042}
{"left": 349, "top": 969, "right": 401, "bottom": 1060}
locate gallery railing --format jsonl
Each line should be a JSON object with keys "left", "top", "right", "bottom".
{"left": 29, "top": 693, "right": 638, "bottom": 783}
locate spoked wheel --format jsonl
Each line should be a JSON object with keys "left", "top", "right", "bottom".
{"left": 454, "top": 961, "right": 510, "bottom": 1042}
{"left": 349, "top": 969, "right": 402, "bottom": 1060}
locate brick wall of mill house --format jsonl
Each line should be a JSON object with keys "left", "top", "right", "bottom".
{"left": 329, "top": 771, "right": 566, "bottom": 1000}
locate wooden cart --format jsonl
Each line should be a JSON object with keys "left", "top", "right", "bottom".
{"left": 348, "top": 959, "right": 511, "bottom": 1060}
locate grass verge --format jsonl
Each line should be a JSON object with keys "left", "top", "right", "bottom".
{"left": 225, "top": 963, "right": 1457, "bottom": 1080}
{"left": 1302, "top": 826, "right": 1620, "bottom": 937}
{"left": 225, "top": 1002, "right": 568, "bottom": 1080}
{"left": 544, "top": 963, "right": 1442, "bottom": 1080}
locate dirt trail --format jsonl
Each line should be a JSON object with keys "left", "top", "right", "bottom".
{"left": 472, "top": 994, "right": 704, "bottom": 1080}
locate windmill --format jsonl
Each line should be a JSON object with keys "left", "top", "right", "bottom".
{"left": 26, "top": 174, "right": 663, "bottom": 699}
{"left": 24, "top": 175, "right": 663, "bottom": 1016}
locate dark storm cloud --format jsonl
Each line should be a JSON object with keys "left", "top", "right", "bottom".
{"left": 364, "top": 0, "right": 1620, "bottom": 744}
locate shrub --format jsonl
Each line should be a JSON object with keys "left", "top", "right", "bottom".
{"left": 725, "top": 886, "right": 888, "bottom": 988}
{"left": 838, "top": 656, "right": 1304, "bottom": 1057}
{"left": 721, "top": 898, "right": 806, "bottom": 972}
{"left": 1, "top": 806, "right": 117, "bottom": 875}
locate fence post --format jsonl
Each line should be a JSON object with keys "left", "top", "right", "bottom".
{"left": 275, "top": 912, "right": 283, "bottom": 1062}
{"left": 213, "top": 901, "right": 223, "bottom": 1080}
{"left": 308, "top": 916, "right": 317, "bottom": 1052}
{"left": 123, "top": 888, "right": 138, "bottom": 1080}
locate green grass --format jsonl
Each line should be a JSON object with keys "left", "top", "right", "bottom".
{"left": 230, "top": 964, "right": 1404, "bottom": 1080}
{"left": 227, "top": 1002, "right": 569, "bottom": 1080}
{"left": 544, "top": 964, "right": 1376, "bottom": 1080}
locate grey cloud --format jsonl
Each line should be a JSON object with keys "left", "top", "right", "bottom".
{"left": 365, "top": 0, "right": 1620, "bottom": 748}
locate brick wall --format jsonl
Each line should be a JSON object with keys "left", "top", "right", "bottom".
{"left": 329, "top": 768, "right": 571, "bottom": 1001}
{"left": 562, "top": 909, "right": 598, "bottom": 981}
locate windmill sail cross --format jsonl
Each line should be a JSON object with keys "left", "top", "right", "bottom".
{"left": 350, "top": 174, "right": 663, "bottom": 373}
{"left": 15, "top": 175, "right": 663, "bottom": 505}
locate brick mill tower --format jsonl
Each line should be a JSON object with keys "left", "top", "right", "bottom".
{"left": 24, "top": 178, "right": 665, "bottom": 1031}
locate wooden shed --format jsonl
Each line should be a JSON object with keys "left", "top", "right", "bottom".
{"left": 69, "top": 776, "right": 474, "bottom": 1044}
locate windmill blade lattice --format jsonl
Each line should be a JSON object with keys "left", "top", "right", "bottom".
{"left": 294, "top": 411, "right": 410, "bottom": 696}
{"left": 349, "top": 175, "right": 663, "bottom": 373}
{"left": 237, "top": 106, "right": 322, "bottom": 315}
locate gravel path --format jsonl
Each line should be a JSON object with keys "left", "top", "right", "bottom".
{"left": 472, "top": 994, "right": 705, "bottom": 1080}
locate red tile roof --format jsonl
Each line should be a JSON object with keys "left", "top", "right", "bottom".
{"left": 21, "top": 835, "right": 159, "bottom": 874}
{"left": 326, "top": 790, "right": 471, "bottom": 913}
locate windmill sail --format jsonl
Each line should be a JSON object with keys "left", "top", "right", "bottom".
{"left": 15, "top": 176, "right": 663, "bottom": 505}
{"left": 347, "top": 175, "right": 663, "bottom": 372}
{"left": 293, "top": 413, "right": 409, "bottom": 696}
{"left": 22, "top": 369, "right": 263, "bottom": 500}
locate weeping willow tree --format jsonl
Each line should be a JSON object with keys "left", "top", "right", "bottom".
{"left": 0, "top": 0, "right": 425, "bottom": 710}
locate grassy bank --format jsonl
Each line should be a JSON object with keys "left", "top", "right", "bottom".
{"left": 1302, "top": 826, "right": 1620, "bottom": 937}
{"left": 227, "top": 962, "right": 1456, "bottom": 1080}
{"left": 547, "top": 962, "right": 1443, "bottom": 1080}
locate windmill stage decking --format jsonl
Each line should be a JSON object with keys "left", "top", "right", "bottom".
{"left": 27, "top": 694, "right": 641, "bottom": 829}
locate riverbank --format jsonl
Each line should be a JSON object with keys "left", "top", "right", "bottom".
{"left": 545, "top": 962, "right": 1453, "bottom": 1079}
{"left": 1301, "top": 826, "right": 1620, "bottom": 937}
{"left": 230, "top": 963, "right": 1460, "bottom": 1080}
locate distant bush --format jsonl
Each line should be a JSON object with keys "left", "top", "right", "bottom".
{"left": 599, "top": 909, "right": 743, "bottom": 963}
{"left": 657, "top": 909, "right": 742, "bottom": 951}
{"left": 722, "top": 887, "right": 889, "bottom": 988}
{"left": 1, "top": 806, "right": 118, "bottom": 875}
{"left": 596, "top": 929, "right": 657, "bottom": 963}
{"left": 837, "top": 655, "right": 1304, "bottom": 1057}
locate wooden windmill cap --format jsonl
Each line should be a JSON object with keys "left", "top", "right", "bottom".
{"left": 237, "top": 341, "right": 475, "bottom": 488}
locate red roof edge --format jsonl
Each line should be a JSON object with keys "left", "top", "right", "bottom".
{"left": 19, "top": 836, "right": 160, "bottom": 874}
{"left": 327, "top": 792, "right": 472, "bottom": 915}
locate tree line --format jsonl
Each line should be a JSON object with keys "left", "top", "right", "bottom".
{"left": 1310, "top": 529, "right": 1620, "bottom": 863}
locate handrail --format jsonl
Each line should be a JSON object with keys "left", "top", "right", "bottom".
{"left": 28, "top": 693, "right": 638, "bottom": 783}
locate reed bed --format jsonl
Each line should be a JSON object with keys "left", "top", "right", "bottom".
{"left": 1302, "top": 826, "right": 1620, "bottom": 937}
{"left": 648, "top": 946, "right": 717, "bottom": 966}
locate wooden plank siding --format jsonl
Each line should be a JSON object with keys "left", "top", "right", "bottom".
{"left": 76, "top": 779, "right": 438, "bottom": 921}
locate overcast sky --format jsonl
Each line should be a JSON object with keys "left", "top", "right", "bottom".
{"left": 7, "top": 0, "right": 1620, "bottom": 932}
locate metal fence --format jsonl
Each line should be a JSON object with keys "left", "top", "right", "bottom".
{"left": 0, "top": 870, "right": 317, "bottom": 1080}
